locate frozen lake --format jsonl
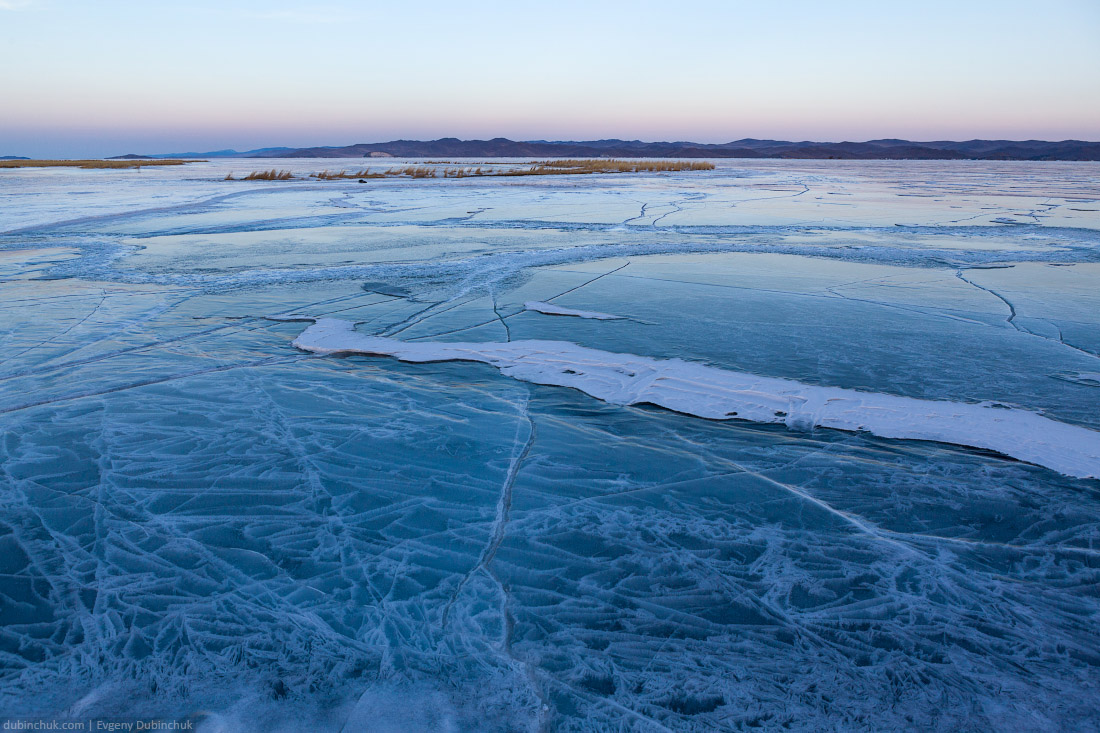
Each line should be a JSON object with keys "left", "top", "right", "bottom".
{"left": 1, "top": 159, "right": 1099, "bottom": 731}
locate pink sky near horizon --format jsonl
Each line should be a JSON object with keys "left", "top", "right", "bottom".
{"left": 2, "top": 0, "right": 1098, "bottom": 156}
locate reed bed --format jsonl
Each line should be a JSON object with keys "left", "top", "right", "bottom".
{"left": 240, "top": 169, "right": 294, "bottom": 181}
{"left": 441, "top": 167, "right": 485, "bottom": 178}
{"left": 0, "top": 159, "right": 198, "bottom": 169}
{"left": 312, "top": 169, "right": 387, "bottom": 180}
{"left": 232, "top": 159, "right": 715, "bottom": 183}
{"left": 384, "top": 166, "right": 438, "bottom": 178}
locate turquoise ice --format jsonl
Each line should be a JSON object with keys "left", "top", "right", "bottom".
{"left": 1, "top": 160, "right": 1099, "bottom": 731}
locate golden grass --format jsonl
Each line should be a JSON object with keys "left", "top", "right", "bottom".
{"left": 292, "top": 159, "right": 713, "bottom": 183}
{"left": 385, "top": 166, "right": 438, "bottom": 178}
{"left": 442, "top": 167, "right": 484, "bottom": 178}
{"left": 225, "top": 159, "right": 714, "bottom": 183}
{"left": 241, "top": 169, "right": 294, "bottom": 181}
{"left": 312, "top": 169, "right": 387, "bottom": 180}
{"left": 0, "top": 159, "right": 199, "bottom": 169}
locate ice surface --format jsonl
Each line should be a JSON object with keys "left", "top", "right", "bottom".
{"left": 291, "top": 318, "right": 1100, "bottom": 479}
{"left": 1, "top": 160, "right": 1099, "bottom": 730}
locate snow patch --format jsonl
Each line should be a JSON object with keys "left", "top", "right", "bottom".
{"left": 292, "top": 319, "right": 1100, "bottom": 479}
{"left": 523, "top": 301, "right": 623, "bottom": 320}
{"left": 1055, "top": 371, "right": 1100, "bottom": 387}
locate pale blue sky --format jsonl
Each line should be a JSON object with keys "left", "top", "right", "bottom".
{"left": 2, "top": 0, "right": 1098, "bottom": 156}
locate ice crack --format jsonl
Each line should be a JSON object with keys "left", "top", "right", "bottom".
{"left": 442, "top": 394, "right": 536, "bottom": 628}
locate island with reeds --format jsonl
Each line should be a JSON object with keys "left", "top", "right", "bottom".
{"left": 0, "top": 159, "right": 201, "bottom": 169}
{"left": 227, "top": 159, "right": 715, "bottom": 182}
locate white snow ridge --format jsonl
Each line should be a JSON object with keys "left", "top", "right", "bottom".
{"left": 292, "top": 319, "right": 1100, "bottom": 479}
{"left": 522, "top": 301, "right": 624, "bottom": 320}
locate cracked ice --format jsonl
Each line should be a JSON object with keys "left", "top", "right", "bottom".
{"left": 1, "top": 159, "right": 1099, "bottom": 731}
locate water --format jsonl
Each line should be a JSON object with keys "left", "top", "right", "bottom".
{"left": 1, "top": 159, "right": 1098, "bottom": 731}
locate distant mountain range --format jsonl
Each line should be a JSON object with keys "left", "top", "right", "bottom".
{"left": 140, "top": 147, "right": 296, "bottom": 159}
{"left": 133, "top": 138, "right": 1100, "bottom": 161}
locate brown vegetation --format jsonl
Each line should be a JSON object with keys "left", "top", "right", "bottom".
{"left": 312, "top": 169, "right": 387, "bottom": 180}
{"left": 0, "top": 159, "right": 199, "bottom": 169}
{"left": 385, "top": 166, "right": 438, "bottom": 178}
{"left": 228, "top": 159, "right": 714, "bottom": 183}
{"left": 241, "top": 169, "right": 294, "bottom": 181}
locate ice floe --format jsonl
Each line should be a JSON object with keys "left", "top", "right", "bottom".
{"left": 292, "top": 318, "right": 1100, "bottom": 479}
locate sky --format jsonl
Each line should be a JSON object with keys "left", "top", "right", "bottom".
{"left": 2, "top": 0, "right": 1099, "bottom": 157}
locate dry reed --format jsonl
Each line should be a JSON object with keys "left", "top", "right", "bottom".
{"left": 299, "top": 159, "right": 714, "bottom": 183}
{"left": 242, "top": 169, "right": 294, "bottom": 181}
{"left": 228, "top": 159, "right": 716, "bottom": 184}
{"left": 312, "top": 169, "right": 387, "bottom": 180}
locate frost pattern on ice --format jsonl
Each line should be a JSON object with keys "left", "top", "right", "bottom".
{"left": 292, "top": 318, "right": 1100, "bottom": 479}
